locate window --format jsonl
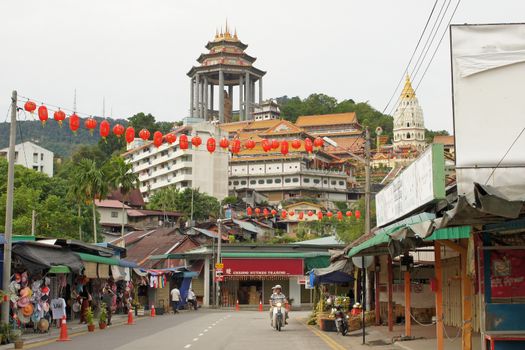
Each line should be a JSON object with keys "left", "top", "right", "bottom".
{"left": 292, "top": 178, "right": 299, "bottom": 183}
{"left": 111, "top": 211, "right": 118, "bottom": 218}
{"left": 40, "top": 153, "right": 44, "bottom": 161}
{"left": 33, "top": 166, "right": 38, "bottom": 171}
{"left": 266, "top": 179, "right": 273, "bottom": 184}
{"left": 339, "top": 181, "right": 345, "bottom": 186}
{"left": 229, "top": 181, "right": 232, "bottom": 185}
{"left": 33, "top": 153, "right": 38, "bottom": 163}
{"left": 313, "top": 179, "right": 320, "bottom": 184}
{"left": 406, "top": 132, "right": 411, "bottom": 139}
{"left": 258, "top": 179, "right": 264, "bottom": 184}
{"left": 323, "top": 180, "right": 328, "bottom": 185}
{"left": 331, "top": 180, "right": 336, "bottom": 185}
{"left": 233, "top": 181, "right": 239, "bottom": 186}
{"left": 40, "top": 166, "right": 44, "bottom": 172}
{"left": 250, "top": 180, "right": 256, "bottom": 185}
{"left": 240, "top": 180, "right": 247, "bottom": 185}
{"left": 285, "top": 178, "right": 291, "bottom": 183}
{"left": 275, "top": 179, "right": 281, "bottom": 184}
{"left": 303, "top": 178, "right": 310, "bottom": 183}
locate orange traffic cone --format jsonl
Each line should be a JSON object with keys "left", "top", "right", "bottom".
{"left": 127, "top": 308, "right": 135, "bottom": 325}
{"left": 57, "top": 316, "right": 71, "bottom": 342}
{"left": 235, "top": 299, "right": 240, "bottom": 312}
{"left": 258, "top": 300, "right": 263, "bottom": 312}
{"left": 151, "top": 305, "right": 156, "bottom": 317}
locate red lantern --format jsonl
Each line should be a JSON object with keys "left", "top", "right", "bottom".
{"left": 247, "top": 207, "right": 253, "bottom": 216}
{"left": 327, "top": 211, "right": 333, "bottom": 219}
{"left": 298, "top": 212, "right": 304, "bottom": 220}
{"left": 261, "top": 139, "right": 271, "bottom": 152}
{"left": 231, "top": 139, "right": 241, "bottom": 154}
{"left": 139, "top": 129, "right": 150, "bottom": 141}
{"left": 113, "top": 124, "right": 125, "bottom": 138}
{"left": 289, "top": 211, "right": 295, "bottom": 217}
{"left": 69, "top": 113, "right": 80, "bottom": 133}
{"left": 179, "top": 134, "right": 189, "bottom": 150}
{"left": 255, "top": 207, "right": 261, "bottom": 215}
{"left": 314, "top": 137, "right": 324, "bottom": 148}
{"left": 355, "top": 210, "right": 361, "bottom": 219}
{"left": 99, "top": 120, "right": 110, "bottom": 140}
{"left": 263, "top": 208, "right": 269, "bottom": 218}
{"left": 281, "top": 210, "right": 288, "bottom": 219}
{"left": 346, "top": 211, "right": 353, "bottom": 217}
{"left": 219, "top": 137, "right": 230, "bottom": 149}
{"left": 38, "top": 105, "right": 48, "bottom": 126}
{"left": 207, "top": 137, "right": 216, "bottom": 154}
{"left": 85, "top": 117, "right": 97, "bottom": 135}
{"left": 191, "top": 135, "right": 202, "bottom": 148}
{"left": 304, "top": 138, "right": 314, "bottom": 153}
{"left": 153, "top": 131, "right": 163, "bottom": 148}
{"left": 337, "top": 211, "right": 343, "bottom": 221}
{"left": 245, "top": 139, "right": 256, "bottom": 150}
{"left": 271, "top": 139, "right": 279, "bottom": 149}
{"left": 165, "top": 133, "right": 177, "bottom": 144}
{"left": 125, "top": 127, "right": 135, "bottom": 143}
{"left": 307, "top": 211, "right": 314, "bottom": 217}
{"left": 24, "top": 101, "right": 36, "bottom": 113}
{"left": 291, "top": 139, "right": 301, "bottom": 149}
{"left": 53, "top": 109, "right": 66, "bottom": 126}
{"left": 317, "top": 211, "right": 323, "bottom": 220}
{"left": 280, "top": 141, "right": 289, "bottom": 156}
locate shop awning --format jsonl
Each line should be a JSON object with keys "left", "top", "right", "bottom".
{"left": 424, "top": 225, "right": 471, "bottom": 241}
{"left": 12, "top": 243, "right": 83, "bottom": 274}
{"left": 347, "top": 232, "right": 390, "bottom": 257}
{"left": 76, "top": 252, "right": 120, "bottom": 266}
{"left": 221, "top": 252, "right": 330, "bottom": 259}
{"left": 305, "top": 255, "right": 331, "bottom": 270}
{"left": 48, "top": 265, "right": 71, "bottom": 274}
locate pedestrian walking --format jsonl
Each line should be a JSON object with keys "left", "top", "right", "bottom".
{"left": 170, "top": 286, "right": 181, "bottom": 314}
{"left": 187, "top": 289, "right": 198, "bottom": 310}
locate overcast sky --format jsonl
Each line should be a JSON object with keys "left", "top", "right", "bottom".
{"left": 1, "top": 0, "right": 524, "bottom": 132}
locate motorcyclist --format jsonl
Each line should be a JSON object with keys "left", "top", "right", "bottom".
{"left": 334, "top": 305, "right": 346, "bottom": 333}
{"left": 269, "top": 285, "right": 288, "bottom": 325}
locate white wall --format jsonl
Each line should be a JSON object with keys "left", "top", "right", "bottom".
{"left": 98, "top": 207, "right": 127, "bottom": 225}
{"left": 0, "top": 142, "right": 54, "bottom": 177}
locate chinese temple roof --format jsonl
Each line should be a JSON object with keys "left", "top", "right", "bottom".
{"left": 296, "top": 112, "right": 358, "bottom": 127}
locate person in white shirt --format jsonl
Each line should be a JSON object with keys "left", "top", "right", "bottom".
{"left": 170, "top": 286, "right": 181, "bottom": 314}
{"left": 187, "top": 289, "right": 198, "bottom": 310}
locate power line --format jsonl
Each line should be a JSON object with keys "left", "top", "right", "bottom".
{"left": 381, "top": 0, "right": 439, "bottom": 114}
{"left": 484, "top": 126, "right": 525, "bottom": 185}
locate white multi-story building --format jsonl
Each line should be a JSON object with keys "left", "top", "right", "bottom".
{"left": 253, "top": 99, "right": 280, "bottom": 121}
{"left": 0, "top": 141, "right": 54, "bottom": 177}
{"left": 123, "top": 122, "right": 229, "bottom": 202}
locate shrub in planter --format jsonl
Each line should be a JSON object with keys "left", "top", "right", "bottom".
{"left": 86, "top": 307, "right": 95, "bottom": 332}
{"left": 99, "top": 303, "right": 108, "bottom": 330}
{"left": 11, "top": 330, "right": 23, "bottom": 349}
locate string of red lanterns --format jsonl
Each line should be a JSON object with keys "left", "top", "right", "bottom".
{"left": 20, "top": 98, "right": 329, "bottom": 155}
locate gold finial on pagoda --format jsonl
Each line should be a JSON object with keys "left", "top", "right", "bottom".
{"left": 234, "top": 28, "right": 238, "bottom": 41}
{"left": 401, "top": 74, "right": 416, "bottom": 99}
{"left": 215, "top": 28, "right": 219, "bottom": 40}
{"left": 224, "top": 19, "right": 232, "bottom": 39}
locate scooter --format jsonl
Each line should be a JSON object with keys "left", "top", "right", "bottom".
{"left": 334, "top": 310, "right": 349, "bottom": 336}
{"left": 271, "top": 302, "right": 285, "bottom": 331}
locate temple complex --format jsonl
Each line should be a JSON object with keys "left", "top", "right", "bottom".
{"left": 187, "top": 23, "right": 266, "bottom": 123}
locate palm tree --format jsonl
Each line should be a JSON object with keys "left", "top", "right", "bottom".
{"left": 73, "top": 159, "right": 109, "bottom": 243}
{"left": 66, "top": 179, "right": 87, "bottom": 241}
{"left": 108, "top": 157, "right": 139, "bottom": 245}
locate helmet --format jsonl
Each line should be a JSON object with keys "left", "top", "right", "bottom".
{"left": 272, "top": 285, "right": 282, "bottom": 290}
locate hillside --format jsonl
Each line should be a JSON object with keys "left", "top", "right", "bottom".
{"left": 0, "top": 116, "right": 128, "bottom": 158}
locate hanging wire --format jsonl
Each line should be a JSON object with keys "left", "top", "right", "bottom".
{"left": 484, "top": 126, "right": 525, "bottom": 185}
{"left": 17, "top": 95, "right": 95, "bottom": 118}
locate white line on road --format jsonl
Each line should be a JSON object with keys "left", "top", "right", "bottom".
{"left": 208, "top": 326, "right": 212, "bottom": 329}
{"left": 199, "top": 333, "right": 204, "bottom": 336}
{"left": 193, "top": 338, "right": 198, "bottom": 341}
{"left": 184, "top": 345, "right": 191, "bottom": 349}
{"left": 204, "top": 329, "right": 208, "bottom": 332}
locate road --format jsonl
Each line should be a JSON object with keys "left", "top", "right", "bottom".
{"left": 28, "top": 311, "right": 335, "bottom": 350}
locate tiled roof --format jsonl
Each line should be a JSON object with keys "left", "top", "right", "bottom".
{"left": 244, "top": 119, "right": 281, "bottom": 131}
{"left": 219, "top": 121, "right": 251, "bottom": 133}
{"left": 127, "top": 209, "right": 182, "bottom": 217}
{"left": 94, "top": 199, "right": 131, "bottom": 209}
{"left": 324, "top": 136, "right": 366, "bottom": 154}
{"left": 296, "top": 112, "right": 358, "bottom": 127}
{"left": 107, "top": 189, "right": 145, "bottom": 208}
{"left": 260, "top": 120, "right": 304, "bottom": 135}
{"left": 433, "top": 135, "right": 454, "bottom": 145}
{"left": 284, "top": 201, "right": 323, "bottom": 210}
{"left": 124, "top": 228, "right": 189, "bottom": 266}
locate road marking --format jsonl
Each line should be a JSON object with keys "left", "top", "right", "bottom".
{"left": 208, "top": 326, "right": 212, "bottom": 329}
{"left": 199, "top": 333, "right": 204, "bottom": 336}
{"left": 204, "top": 329, "right": 208, "bottom": 332}
{"left": 193, "top": 338, "right": 199, "bottom": 341}
{"left": 184, "top": 345, "right": 191, "bottom": 349}
{"left": 301, "top": 321, "right": 346, "bottom": 350}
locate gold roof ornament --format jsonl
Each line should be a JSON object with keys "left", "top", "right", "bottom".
{"left": 401, "top": 74, "right": 416, "bottom": 99}
{"left": 234, "top": 28, "right": 238, "bottom": 41}
{"left": 215, "top": 28, "right": 219, "bottom": 40}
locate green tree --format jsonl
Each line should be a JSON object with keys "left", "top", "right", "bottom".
{"left": 107, "top": 156, "right": 139, "bottom": 240}
{"left": 425, "top": 129, "right": 449, "bottom": 143}
{"left": 72, "top": 159, "right": 109, "bottom": 243}
{"left": 128, "top": 113, "right": 157, "bottom": 132}
{"left": 147, "top": 187, "right": 220, "bottom": 221}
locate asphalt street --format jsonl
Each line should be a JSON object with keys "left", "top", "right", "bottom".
{"left": 28, "top": 310, "right": 334, "bottom": 350}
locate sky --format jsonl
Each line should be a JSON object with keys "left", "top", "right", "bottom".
{"left": 1, "top": 0, "right": 524, "bottom": 133}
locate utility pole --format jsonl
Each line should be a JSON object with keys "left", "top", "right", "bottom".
{"left": 31, "top": 210, "right": 36, "bottom": 236}
{"left": 215, "top": 217, "right": 222, "bottom": 308}
{"left": 2, "top": 91, "right": 17, "bottom": 323}
{"left": 364, "top": 127, "right": 371, "bottom": 234}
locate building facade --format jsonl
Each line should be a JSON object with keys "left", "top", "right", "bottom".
{"left": 0, "top": 141, "right": 54, "bottom": 177}
{"left": 393, "top": 76, "right": 426, "bottom": 151}
{"left": 123, "top": 122, "right": 229, "bottom": 202}
{"left": 253, "top": 99, "right": 280, "bottom": 121}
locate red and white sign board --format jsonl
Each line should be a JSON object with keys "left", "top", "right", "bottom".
{"left": 222, "top": 258, "right": 304, "bottom": 277}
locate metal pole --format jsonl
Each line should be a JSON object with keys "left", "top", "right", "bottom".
{"left": 2, "top": 91, "right": 17, "bottom": 323}
{"left": 31, "top": 210, "right": 36, "bottom": 236}
{"left": 216, "top": 217, "right": 222, "bottom": 308}
{"left": 362, "top": 256, "right": 366, "bottom": 345}
{"left": 364, "top": 128, "right": 371, "bottom": 234}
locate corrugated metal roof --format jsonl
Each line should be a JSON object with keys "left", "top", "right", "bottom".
{"left": 232, "top": 219, "right": 265, "bottom": 235}
{"left": 295, "top": 236, "right": 344, "bottom": 247}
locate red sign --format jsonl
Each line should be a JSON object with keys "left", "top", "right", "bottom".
{"left": 491, "top": 250, "right": 525, "bottom": 299}
{"left": 222, "top": 258, "right": 304, "bottom": 277}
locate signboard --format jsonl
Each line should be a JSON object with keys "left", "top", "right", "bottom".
{"left": 305, "top": 278, "right": 314, "bottom": 290}
{"left": 376, "top": 144, "right": 445, "bottom": 226}
{"left": 297, "top": 277, "right": 307, "bottom": 285}
{"left": 451, "top": 24, "right": 525, "bottom": 196}
{"left": 491, "top": 250, "right": 525, "bottom": 299}
{"left": 215, "top": 263, "right": 224, "bottom": 269}
{"left": 215, "top": 275, "right": 224, "bottom": 282}
{"left": 222, "top": 258, "right": 304, "bottom": 277}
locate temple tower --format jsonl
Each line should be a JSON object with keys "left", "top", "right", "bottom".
{"left": 393, "top": 75, "right": 426, "bottom": 151}
{"left": 187, "top": 23, "right": 266, "bottom": 123}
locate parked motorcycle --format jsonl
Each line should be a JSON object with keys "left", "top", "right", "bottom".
{"left": 334, "top": 307, "right": 349, "bottom": 336}
{"left": 271, "top": 302, "right": 285, "bottom": 331}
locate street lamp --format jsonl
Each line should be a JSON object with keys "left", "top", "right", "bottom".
{"left": 323, "top": 128, "right": 371, "bottom": 235}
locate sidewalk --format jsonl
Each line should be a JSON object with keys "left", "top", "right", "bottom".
{"left": 0, "top": 313, "right": 143, "bottom": 350}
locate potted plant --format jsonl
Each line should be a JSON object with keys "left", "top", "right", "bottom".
{"left": 99, "top": 303, "right": 107, "bottom": 330}
{"left": 86, "top": 307, "right": 95, "bottom": 332}
{"left": 11, "top": 330, "right": 22, "bottom": 349}
{"left": 0, "top": 323, "right": 10, "bottom": 344}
